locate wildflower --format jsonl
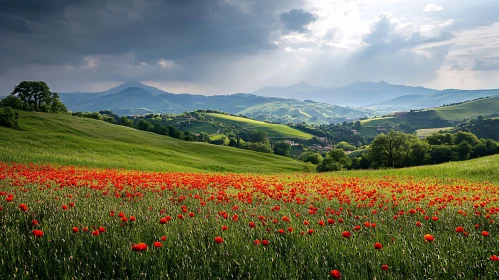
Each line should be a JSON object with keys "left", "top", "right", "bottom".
{"left": 153, "top": 242, "right": 162, "bottom": 248}
{"left": 374, "top": 242, "right": 383, "bottom": 249}
{"left": 330, "top": 270, "right": 341, "bottom": 279}
{"left": 32, "top": 229, "right": 44, "bottom": 237}
{"left": 424, "top": 234, "right": 434, "bottom": 242}
{"left": 132, "top": 243, "right": 147, "bottom": 251}
{"left": 214, "top": 236, "right": 224, "bottom": 244}
{"left": 72, "top": 227, "right": 79, "bottom": 233}
{"left": 342, "top": 231, "right": 351, "bottom": 238}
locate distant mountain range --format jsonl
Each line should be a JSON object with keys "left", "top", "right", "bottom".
{"left": 59, "top": 82, "right": 370, "bottom": 124}
{"left": 253, "top": 81, "right": 499, "bottom": 110}
{"left": 57, "top": 81, "right": 499, "bottom": 124}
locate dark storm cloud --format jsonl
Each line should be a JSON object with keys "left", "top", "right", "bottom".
{"left": 279, "top": 9, "right": 318, "bottom": 34}
{"left": 0, "top": 0, "right": 303, "bottom": 70}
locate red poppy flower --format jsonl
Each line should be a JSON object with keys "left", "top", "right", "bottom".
{"left": 374, "top": 242, "right": 383, "bottom": 249}
{"left": 69, "top": 202, "right": 75, "bottom": 207}
{"left": 214, "top": 236, "right": 224, "bottom": 244}
{"left": 31, "top": 219, "right": 39, "bottom": 226}
{"left": 249, "top": 222, "right": 256, "bottom": 228}
{"left": 364, "top": 222, "right": 371, "bottom": 227}
{"left": 455, "top": 226, "right": 464, "bottom": 233}
{"left": 130, "top": 216, "right": 136, "bottom": 221}
{"left": 330, "top": 269, "right": 341, "bottom": 279}
{"left": 254, "top": 239, "right": 261, "bottom": 245}
{"left": 381, "top": 264, "right": 389, "bottom": 271}
{"left": 318, "top": 220, "right": 325, "bottom": 226}
{"left": 308, "top": 229, "right": 314, "bottom": 234}
{"left": 342, "top": 231, "right": 351, "bottom": 238}
{"left": 62, "top": 204, "right": 68, "bottom": 210}
{"left": 153, "top": 242, "right": 162, "bottom": 248}
{"left": 416, "top": 221, "right": 421, "bottom": 227}
{"left": 161, "top": 235, "right": 167, "bottom": 241}
{"left": 72, "top": 227, "right": 79, "bottom": 233}
{"left": 92, "top": 230, "right": 100, "bottom": 236}
{"left": 287, "top": 227, "right": 293, "bottom": 232}
{"left": 490, "top": 255, "right": 499, "bottom": 261}
{"left": 160, "top": 217, "right": 168, "bottom": 224}
{"left": 99, "top": 226, "right": 105, "bottom": 232}
{"left": 278, "top": 229, "right": 285, "bottom": 234}
{"left": 132, "top": 243, "right": 148, "bottom": 251}
{"left": 6, "top": 196, "right": 13, "bottom": 202}
{"left": 177, "top": 214, "right": 184, "bottom": 220}
{"left": 32, "top": 229, "right": 44, "bottom": 237}
{"left": 262, "top": 240, "right": 269, "bottom": 246}
{"left": 118, "top": 212, "right": 125, "bottom": 218}
{"left": 327, "top": 219, "right": 335, "bottom": 225}
{"left": 303, "top": 220, "right": 309, "bottom": 225}
{"left": 424, "top": 234, "right": 434, "bottom": 242}
{"left": 19, "top": 204, "right": 28, "bottom": 212}
{"left": 482, "top": 231, "right": 490, "bottom": 237}
{"left": 222, "top": 225, "right": 228, "bottom": 231}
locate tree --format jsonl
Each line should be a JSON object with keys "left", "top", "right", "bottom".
{"left": 137, "top": 119, "right": 154, "bottom": 131}
{"left": 455, "top": 141, "right": 472, "bottom": 160}
{"left": 249, "top": 131, "right": 269, "bottom": 144}
{"left": 120, "top": 116, "right": 133, "bottom": 127}
{"left": 0, "top": 95, "right": 23, "bottom": 109}
{"left": 410, "top": 141, "right": 430, "bottom": 166}
{"left": 299, "top": 152, "right": 323, "bottom": 165}
{"left": 368, "top": 130, "right": 417, "bottom": 168}
{"left": 198, "top": 132, "right": 211, "bottom": 142}
{"left": 11, "top": 81, "right": 52, "bottom": 110}
{"left": 317, "top": 148, "right": 352, "bottom": 172}
{"left": 0, "top": 107, "right": 20, "bottom": 129}
{"left": 430, "top": 145, "right": 457, "bottom": 164}
{"left": 454, "top": 131, "right": 479, "bottom": 146}
{"left": 336, "top": 141, "right": 356, "bottom": 151}
{"left": 273, "top": 141, "right": 291, "bottom": 157}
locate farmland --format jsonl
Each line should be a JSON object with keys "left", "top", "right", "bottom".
{"left": 202, "top": 112, "right": 315, "bottom": 139}
{"left": 1, "top": 162, "right": 499, "bottom": 279}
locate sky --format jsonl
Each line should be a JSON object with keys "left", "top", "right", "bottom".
{"left": 1, "top": 0, "right": 499, "bottom": 95}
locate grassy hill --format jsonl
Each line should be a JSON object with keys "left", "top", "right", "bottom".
{"left": 202, "top": 113, "right": 315, "bottom": 139}
{"left": 433, "top": 97, "right": 499, "bottom": 121}
{"left": 339, "top": 154, "right": 499, "bottom": 184}
{"left": 0, "top": 111, "right": 307, "bottom": 173}
{"left": 360, "top": 97, "right": 499, "bottom": 132}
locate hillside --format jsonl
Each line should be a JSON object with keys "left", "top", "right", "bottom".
{"left": 201, "top": 113, "right": 314, "bottom": 139}
{"left": 60, "top": 82, "right": 369, "bottom": 124}
{"left": 370, "top": 88, "right": 499, "bottom": 111}
{"left": 360, "top": 97, "right": 499, "bottom": 131}
{"left": 0, "top": 111, "right": 306, "bottom": 173}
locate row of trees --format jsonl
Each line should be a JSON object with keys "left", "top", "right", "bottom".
{"left": 308, "top": 130, "right": 499, "bottom": 172}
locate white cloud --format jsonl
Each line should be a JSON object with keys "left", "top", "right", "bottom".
{"left": 158, "top": 59, "right": 175, "bottom": 69}
{"left": 423, "top": 4, "right": 443, "bottom": 12}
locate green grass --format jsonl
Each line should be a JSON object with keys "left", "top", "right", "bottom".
{"left": 181, "top": 122, "right": 219, "bottom": 134}
{"left": 416, "top": 127, "right": 453, "bottom": 137}
{"left": 337, "top": 155, "right": 499, "bottom": 184}
{"left": 203, "top": 113, "right": 314, "bottom": 139}
{"left": 433, "top": 97, "right": 499, "bottom": 121}
{"left": 0, "top": 111, "right": 306, "bottom": 173}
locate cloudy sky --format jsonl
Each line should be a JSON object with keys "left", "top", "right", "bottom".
{"left": 1, "top": 0, "right": 499, "bottom": 95}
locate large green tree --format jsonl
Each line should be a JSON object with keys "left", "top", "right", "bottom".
{"left": 368, "top": 130, "right": 417, "bottom": 168}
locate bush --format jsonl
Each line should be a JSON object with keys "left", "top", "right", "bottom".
{"left": 0, "top": 108, "right": 20, "bottom": 129}
{"left": 316, "top": 158, "right": 343, "bottom": 172}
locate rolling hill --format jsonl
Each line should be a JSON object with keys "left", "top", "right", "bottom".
{"left": 59, "top": 82, "right": 370, "bottom": 124}
{"left": 360, "top": 96, "right": 499, "bottom": 132}
{"left": 201, "top": 112, "right": 315, "bottom": 139}
{"left": 0, "top": 110, "right": 307, "bottom": 173}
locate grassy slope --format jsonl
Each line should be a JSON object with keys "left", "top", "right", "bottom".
{"left": 203, "top": 113, "right": 314, "bottom": 139}
{"left": 181, "top": 122, "right": 219, "bottom": 134}
{"left": 361, "top": 97, "right": 499, "bottom": 127}
{"left": 337, "top": 155, "right": 499, "bottom": 184}
{"left": 416, "top": 127, "right": 453, "bottom": 137}
{"left": 433, "top": 97, "right": 499, "bottom": 121}
{"left": 0, "top": 111, "right": 305, "bottom": 173}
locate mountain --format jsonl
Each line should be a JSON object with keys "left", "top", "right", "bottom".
{"left": 60, "top": 82, "right": 371, "bottom": 124}
{"left": 369, "top": 89, "right": 499, "bottom": 110}
{"left": 254, "top": 81, "right": 499, "bottom": 110}
{"left": 253, "top": 81, "right": 437, "bottom": 107}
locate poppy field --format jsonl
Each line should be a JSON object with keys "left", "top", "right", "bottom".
{"left": 1, "top": 162, "right": 499, "bottom": 279}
